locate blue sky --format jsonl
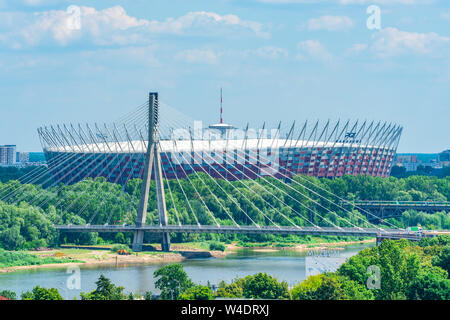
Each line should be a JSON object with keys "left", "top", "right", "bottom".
{"left": 0, "top": 0, "right": 449, "bottom": 152}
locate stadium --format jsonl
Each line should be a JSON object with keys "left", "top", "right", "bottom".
{"left": 37, "top": 103, "right": 403, "bottom": 185}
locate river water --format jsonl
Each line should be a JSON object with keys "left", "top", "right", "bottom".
{"left": 0, "top": 243, "right": 373, "bottom": 300}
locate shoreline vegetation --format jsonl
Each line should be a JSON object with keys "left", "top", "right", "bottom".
{"left": 0, "top": 238, "right": 375, "bottom": 273}
{"left": 2, "top": 236, "right": 448, "bottom": 300}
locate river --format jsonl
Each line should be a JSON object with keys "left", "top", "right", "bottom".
{"left": 0, "top": 243, "right": 373, "bottom": 299}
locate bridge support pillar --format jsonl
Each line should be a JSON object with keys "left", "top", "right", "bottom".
{"left": 161, "top": 232, "right": 170, "bottom": 252}
{"left": 376, "top": 235, "right": 382, "bottom": 246}
{"left": 132, "top": 92, "right": 171, "bottom": 252}
{"left": 132, "top": 230, "right": 144, "bottom": 252}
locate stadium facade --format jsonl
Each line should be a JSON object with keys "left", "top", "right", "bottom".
{"left": 38, "top": 119, "right": 403, "bottom": 185}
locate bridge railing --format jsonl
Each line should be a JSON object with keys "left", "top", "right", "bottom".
{"left": 344, "top": 200, "right": 450, "bottom": 207}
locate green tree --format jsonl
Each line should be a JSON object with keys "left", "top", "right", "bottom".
{"left": 291, "top": 274, "right": 373, "bottom": 300}
{"left": 154, "top": 264, "right": 193, "bottom": 300}
{"left": 407, "top": 267, "right": 450, "bottom": 300}
{"left": 80, "top": 274, "right": 126, "bottom": 300}
{"left": 21, "top": 286, "right": 63, "bottom": 300}
{"left": 214, "top": 280, "right": 244, "bottom": 299}
{"left": 144, "top": 291, "right": 153, "bottom": 300}
{"left": 0, "top": 289, "right": 17, "bottom": 300}
{"left": 241, "top": 272, "right": 290, "bottom": 300}
{"left": 338, "top": 240, "right": 421, "bottom": 300}
{"left": 179, "top": 285, "right": 213, "bottom": 300}
{"left": 291, "top": 274, "right": 323, "bottom": 300}
{"left": 432, "top": 245, "right": 450, "bottom": 275}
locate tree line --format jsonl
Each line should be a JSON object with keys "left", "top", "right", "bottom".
{"left": 0, "top": 174, "right": 448, "bottom": 250}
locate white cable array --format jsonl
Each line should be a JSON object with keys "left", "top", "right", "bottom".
{"left": 164, "top": 117, "right": 331, "bottom": 229}
{"left": 159, "top": 147, "right": 182, "bottom": 227}
{"left": 4, "top": 150, "right": 95, "bottom": 206}
{"left": 162, "top": 139, "right": 240, "bottom": 228}
{"left": 172, "top": 141, "right": 280, "bottom": 229}
{"left": 163, "top": 140, "right": 202, "bottom": 227}
{"left": 167, "top": 141, "right": 221, "bottom": 228}
{"left": 75, "top": 151, "right": 140, "bottom": 224}
{"left": 162, "top": 117, "right": 302, "bottom": 229}
{"left": 31, "top": 105, "right": 150, "bottom": 210}
{"left": 231, "top": 147, "right": 366, "bottom": 229}
{"left": 159, "top": 101, "right": 398, "bottom": 231}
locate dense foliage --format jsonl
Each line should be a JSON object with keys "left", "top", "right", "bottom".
{"left": 0, "top": 202, "right": 58, "bottom": 250}
{"left": 7, "top": 237, "right": 449, "bottom": 300}
{"left": 154, "top": 263, "right": 194, "bottom": 300}
{"left": 178, "top": 285, "right": 213, "bottom": 300}
{"left": 209, "top": 241, "right": 226, "bottom": 251}
{"left": 391, "top": 165, "right": 450, "bottom": 179}
{"left": 291, "top": 273, "right": 374, "bottom": 300}
{"left": 0, "top": 174, "right": 448, "bottom": 250}
{"left": 0, "top": 166, "right": 51, "bottom": 185}
{"left": 21, "top": 286, "right": 63, "bottom": 300}
{"left": 80, "top": 274, "right": 127, "bottom": 300}
{"left": 0, "top": 289, "right": 17, "bottom": 300}
{"left": 240, "top": 273, "right": 290, "bottom": 299}
{"left": 336, "top": 236, "right": 450, "bottom": 300}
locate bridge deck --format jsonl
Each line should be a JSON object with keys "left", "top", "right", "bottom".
{"left": 54, "top": 224, "right": 426, "bottom": 238}
{"left": 349, "top": 200, "right": 450, "bottom": 211}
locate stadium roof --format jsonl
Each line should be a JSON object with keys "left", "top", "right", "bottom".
{"left": 44, "top": 138, "right": 391, "bottom": 154}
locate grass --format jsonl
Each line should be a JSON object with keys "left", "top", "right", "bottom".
{"left": 169, "top": 241, "right": 214, "bottom": 251}
{"left": 235, "top": 236, "right": 372, "bottom": 248}
{"left": 0, "top": 249, "right": 82, "bottom": 268}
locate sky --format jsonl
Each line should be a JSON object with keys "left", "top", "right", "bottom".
{"left": 0, "top": 0, "right": 449, "bottom": 153}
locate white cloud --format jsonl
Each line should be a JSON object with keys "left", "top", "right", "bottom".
{"left": 149, "top": 11, "right": 268, "bottom": 37}
{"left": 307, "top": 15, "right": 354, "bottom": 31}
{"left": 346, "top": 43, "right": 368, "bottom": 55}
{"left": 254, "top": 46, "right": 289, "bottom": 59}
{"left": 22, "top": 0, "right": 61, "bottom": 5}
{"left": 339, "top": 0, "right": 431, "bottom": 4}
{"left": 0, "top": 6, "right": 269, "bottom": 48}
{"left": 256, "top": 0, "right": 323, "bottom": 3}
{"left": 296, "top": 40, "right": 333, "bottom": 62}
{"left": 441, "top": 12, "right": 450, "bottom": 21}
{"left": 371, "top": 27, "right": 450, "bottom": 58}
{"left": 175, "top": 49, "right": 219, "bottom": 64}
{"left": 257, "top": 0, "right": 429, "bottom": 4}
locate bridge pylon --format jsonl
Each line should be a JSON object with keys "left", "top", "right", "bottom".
{"left": 132, "top": 92, "right": 170, "bottom": 252}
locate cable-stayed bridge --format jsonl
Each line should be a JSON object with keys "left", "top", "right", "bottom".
{"left": 1, "top": 92, "right": 446, "bottom": 252}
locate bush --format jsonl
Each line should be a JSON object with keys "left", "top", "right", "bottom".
{"left": 179, "top": 285, "right": 213, "bottom": 300}
{"left": 21, "top": 286, "right": 63, "bottom": 300}
{"left": 111, "top": 244, "right": 132, "bottom": 253}
{"left": 209, "top": 241, "right": 226, "bottom": 252}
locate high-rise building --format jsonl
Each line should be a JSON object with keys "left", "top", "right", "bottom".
{"left": 19, "top": 152, "right": 30, "bottom": 163}
{"left": 0, "top": 145, "right": 17, "bottom": 165}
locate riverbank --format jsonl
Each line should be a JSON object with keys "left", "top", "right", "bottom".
{"left": 0, "top": 249, "right": 185, "bottom": 274}
{"left": 0, "top": 238, "right": 375, "bottom": 273}
{"left": 227, "top": 238, "right": 376, "bottom": 253}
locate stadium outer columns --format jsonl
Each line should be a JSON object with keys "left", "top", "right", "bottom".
{"left": 132, "top": 92, "right": 170, "bottom": 252}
